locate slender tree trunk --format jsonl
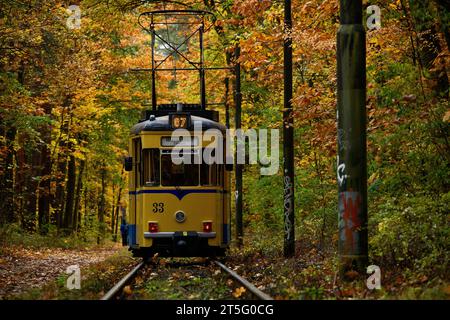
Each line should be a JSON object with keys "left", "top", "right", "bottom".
{"left": 37, "top": 104, "right": 52, "bottom": 234}
{"left": 15, "top": 133, "right": 39, "bottom": 231}
{"left": 38, "top": 165, "right": 51, "bottom": 234}
{"left": 54, "top": 151, "right": 67, "bottom": 230}
{"left": 0, "top": 126, "right": 16, "bottom": 225}
{"left": 63, "top": 154, "right": 76, "bottom": 233}
{"left": 23, "top": 142, "right": 40, "bottom": 232}
{"left": 97, "top": 163, "right": 107, "bottom": 244}
{"left": 15, "top": 141, "right": 25, "bottom": 227}
{"left": 82, "top": 185, "right": 88, "bottom": 241}
{"left": 0, "top": 64, "right": 25, "bottom": 226}
{"left": 73, "top": 159, "right": 85, "bottom": 233}
{"left": 113, "top": 177, "right": 123, "bottom": 242}
{"left": 114, "top": 204, "right": 120, "bottom": 242}
{"left": 53, "top": 99, "right": 72, "bottom": 231}
{"left": 110, "top": 183, "right": 116, "bottom": 233}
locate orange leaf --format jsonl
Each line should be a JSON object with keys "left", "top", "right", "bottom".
{"left": 232, "top": 286, "right": 246, "bottom": 298}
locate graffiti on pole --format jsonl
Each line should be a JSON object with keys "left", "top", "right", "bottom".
{"left": 339, "top": 191, "right": 362, "bottom": 253}
{"left": 283, "top": 173, "right": 294, "bottom": 241}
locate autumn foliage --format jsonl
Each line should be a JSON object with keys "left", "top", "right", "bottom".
{"left": 0, "top": 0, "right": 448, "bottom": 298}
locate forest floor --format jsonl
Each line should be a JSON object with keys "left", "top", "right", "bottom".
{"left": 225, "top": 235, "right": 450, "bottom": 300}
{"left": 0, "top": 242, "right": 124, "bottom": 299}
{"left": 1, "top": 230, "right": 448, "bottom": 300}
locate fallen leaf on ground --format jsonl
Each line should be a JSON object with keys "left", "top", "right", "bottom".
{"left": 123, "top": 285, "right": 132, "bottom": 295}
{"left": 232, "top": 286, "right": 246, "bottom": 298}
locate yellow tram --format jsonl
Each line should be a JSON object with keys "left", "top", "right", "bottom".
{"left": 124, "top": 104, "right": 232, "bottom": 257}
{"left": 124, "top": 10, "right": 232, "bottom": 258}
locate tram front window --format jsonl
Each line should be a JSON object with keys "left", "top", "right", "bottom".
{"left": 143, "top": 149, "right": 160, "bottom": 186}
{"left": 161, "top": 153, "right": 199, "bottom": 186}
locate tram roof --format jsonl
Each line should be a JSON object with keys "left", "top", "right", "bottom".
{"left": 131, "top": 115, "right": 226, "bottom": 135}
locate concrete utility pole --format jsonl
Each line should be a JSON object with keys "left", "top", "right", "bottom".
{"left": 283, "top": 0, "right": 295, "bottom": 257}
{"left": 337, "top": 0, "right": 368, "bottom": 276}
{"left": 234, "top": 45, "right": 243, "bottom": 247}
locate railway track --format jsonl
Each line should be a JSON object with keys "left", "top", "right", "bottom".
{"left": 100, "top": 261, "right": 145, "bottom": 300}
{"left": 100, "top": 259, "right": 273, "bottom": 300}
{"left": 213, "top": 260, "right": 273, "bottom": 300}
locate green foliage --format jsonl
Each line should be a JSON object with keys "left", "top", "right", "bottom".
{"left": 244, "top": 163, "right": 338, "bottom": 253}
{"left": 244, "top": 170, "right": 283, "bottom": 229}
{"left": 0, "top": 223, "right": 107, "bottom": 249}
{"left": 370, "top": 192, "right": 449, "bottom": 274}
{"left": 299, "top": 286, "right": 325, "bottom": 300}
{"left": 397, "top": 282, "right": 449, "bottom": 300}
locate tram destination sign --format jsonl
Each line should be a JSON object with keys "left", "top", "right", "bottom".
{"left": 161, "top": 136, "right": 199, "bottom": 147}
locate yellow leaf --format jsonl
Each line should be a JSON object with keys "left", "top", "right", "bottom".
{"left": 123, "top": 285, "right": 132, "bottom": 295}
{"left": 443, "top": 110, "right": 450, "bottom": 122}
{"left": 232, "top": 286, "right": 246, "bottom": 298}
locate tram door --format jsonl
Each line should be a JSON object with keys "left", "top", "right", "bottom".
{"left": 129, "top": 137, "right": 141, "bottom": 246}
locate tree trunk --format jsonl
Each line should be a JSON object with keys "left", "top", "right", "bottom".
{"left": 37, "top": 104, "right": 52, "bottom": 235}
{"left": 0, "top": 126, "right": 16, "bottom": 225}
{"left": 29, "top": 155, "right": 39, "bottom": 232}
{"left": 53, "top": 100, "right": 71, "bottom": 231}
{"left": 73, "top": 159, "right": 85, "bottom": 233}
{"left": 63, "top": 154, "right": 76, "bottom": 233}
{"left": 110, "top": 183, "right": 116, "bottom": 234}
{"left": 114, "top": 204, "right": 120, "bottom": 242}
{"left": 113, "top": 177, "right": 123, "bottom": 242}
{"left": 82, "top": 184, "right": 88, "bottom": 241}
{"left": 54, "top": 150, "right": 67, "bottom": 230}
{"left": 38, "top": 159, "right": 51, "bottom": 234}
{"left": 14, "top": 140, "right": 25, "bottom": 227}
{"left": 97, "top": 163, "right": 107, "bottom": 244}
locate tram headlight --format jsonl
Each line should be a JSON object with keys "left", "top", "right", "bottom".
{"left": 175, "top": 211, "right": 186, "bottom": 223}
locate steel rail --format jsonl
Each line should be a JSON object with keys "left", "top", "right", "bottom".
{"left": 213, "top": 260, "right": 273, "bottom": 301}
{"left": 100, "top": 261, "right": 145, "bottom": 300}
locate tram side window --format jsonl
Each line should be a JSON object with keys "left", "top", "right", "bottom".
{"left": 200, "top": 163, "right": 219, "bottom": 186}
{"left": 218, "top": 164, "right": 223, "bottom": 186}
{"left": 161, "top": 153, "right": 199, "bottom": 186}
{"left": 143, "top": 149, "right": 160, "bottom": 186}
{"left": 133, "top": 138, "right": 141, "bottom": 187}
